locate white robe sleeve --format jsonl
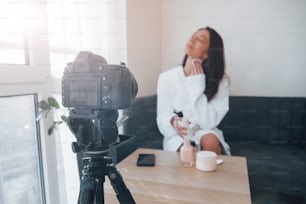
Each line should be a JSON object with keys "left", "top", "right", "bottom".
{"left": 156, "top": 73, "right": 177, "bottom": 138}
{"left": 184, "top": 74, "right": 229, "bottom": 130}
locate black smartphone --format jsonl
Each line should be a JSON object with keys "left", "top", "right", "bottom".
{"left": 136, "top": 154, "right": 155, "bottom": 166}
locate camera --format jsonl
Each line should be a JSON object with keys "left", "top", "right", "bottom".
{"left": 62, "top": 51, "right": 138, "bottom": 152}
{"left": 63, "top": 51, "right": 137, "bottom": 203}
{"left": 62, "top": 51, "right": 138, "bottom": 110}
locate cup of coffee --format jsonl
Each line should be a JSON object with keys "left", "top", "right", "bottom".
{"left": 196, "top": 151, "right": 217, "bottom": 172}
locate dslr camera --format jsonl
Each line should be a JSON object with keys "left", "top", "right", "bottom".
{"left": 62, "top": 51, "right": 138, "bottom": 152}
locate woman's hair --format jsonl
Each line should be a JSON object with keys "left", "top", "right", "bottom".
{"left": 182, "top": 26, "right": 225, "bottom": 101}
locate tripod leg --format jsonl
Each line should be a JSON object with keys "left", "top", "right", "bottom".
{"left": 105, "top": 158, "right": 136, "bottom": 204}
{"left": 79, "top": 178, "right": 97, "bottom": 204}
{"left": 94, "top": 178, "right": 104, "bottom": 204}
{"left": 78, "top": 155, "right": 107, "bottom": 204}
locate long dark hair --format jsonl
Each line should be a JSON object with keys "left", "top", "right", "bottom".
{"left": 182, "top": 27, "right": 225, "bottom": 101}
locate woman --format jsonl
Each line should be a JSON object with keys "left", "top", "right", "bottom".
{"left": 156, "top": 27, "right": 230, "bottom": 155}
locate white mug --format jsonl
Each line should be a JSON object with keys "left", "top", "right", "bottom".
{"left": 196, "top": 151, "right": 217, "bottom": 172}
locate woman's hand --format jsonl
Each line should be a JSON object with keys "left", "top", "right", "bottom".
{"left": 190, "top": 59, "right": 204, "bottom": 76}
{"left": 171, "top": 116, "right": 187, "bottom": 138}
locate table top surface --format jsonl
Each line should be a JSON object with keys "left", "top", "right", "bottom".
{"left": 104, "top": 148, "right": 251, "bottom": 204}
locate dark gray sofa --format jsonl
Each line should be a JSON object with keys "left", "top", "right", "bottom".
{"left": 123, "top": 95, "right": 306, "bottom": 204}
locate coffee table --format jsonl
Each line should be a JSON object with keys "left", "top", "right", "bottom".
{"left": 104, "top": 148, "right": 251, "bottom": 204}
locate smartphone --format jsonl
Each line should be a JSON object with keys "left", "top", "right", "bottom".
{"left": 136, "top": 154, "right": 155, "bottom": 166}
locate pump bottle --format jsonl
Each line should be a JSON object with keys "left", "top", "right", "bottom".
{"left": 179, "top": 117, "right": 195, "bottom": 167}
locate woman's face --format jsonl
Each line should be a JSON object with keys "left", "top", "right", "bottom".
{"left": 184, "top": 29, "right": 210, "bottom": 60}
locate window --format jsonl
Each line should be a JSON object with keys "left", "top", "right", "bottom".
{"left": 0, "top": 0, "right": 128, "bottom": 203}
{"left": 47, "top": 0, "right": 127, "bottom": 79}
{"left": 0, "top": 1, "right": 29, "bottom": 65}
{"left": 0, "top": 26, "right": 29, "bottom": 65}
{"left": 0, "top": 0, "right": 50, "bottom": 84}
{"left": 0, "top": 94, "right": 45, "bottom": 204}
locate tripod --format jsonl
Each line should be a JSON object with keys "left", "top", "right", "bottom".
{"left": 77, "top": 151, "right": 136, "bottom": 204}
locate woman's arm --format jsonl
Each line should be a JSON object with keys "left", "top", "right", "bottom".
{"left": 156, "top": 73, "right": 178, "bottom": 138}
{"left": 184, "top": 75, "right": 229, "bottom": 129}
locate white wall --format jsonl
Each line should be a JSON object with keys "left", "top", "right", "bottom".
{"left": 127, "top": 0, "right": 306, "bottom": 97}
{"left": 126, "top": 0, "right": 161, "bottom": 97}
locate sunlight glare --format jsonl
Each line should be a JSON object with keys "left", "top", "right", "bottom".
{"left": 0, "top": 0, "right": 37, "bottom": 64}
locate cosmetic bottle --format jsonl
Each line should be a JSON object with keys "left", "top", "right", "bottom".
{"left": 180, "top": 137, "right": 195, "bottom": 167}
{"left": 179, "top": 117, "right": 195, "bottom": 167}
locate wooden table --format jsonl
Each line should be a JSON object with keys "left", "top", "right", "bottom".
{"left": 104, "top": 148, "right": 251, "bottom": 204}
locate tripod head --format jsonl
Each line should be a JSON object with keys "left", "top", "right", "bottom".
{"left": 67, "top": 109, "right": 119, "bottom": 153}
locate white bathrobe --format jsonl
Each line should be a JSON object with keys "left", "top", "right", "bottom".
{"left": 156, "top": 65, "right": 231, "bottom": 155}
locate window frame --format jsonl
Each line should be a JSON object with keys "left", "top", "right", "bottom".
{"left": 0, "top": 0, "right": 61, "bottom": 203}
{"left": 0, "top": 93, "right": 47, "bottom": 204}
{"left": 0, "top": 0, "right": 50, "bottom": 84}
{"left": 34, "top": 93, "right": 47, "bottom": 204}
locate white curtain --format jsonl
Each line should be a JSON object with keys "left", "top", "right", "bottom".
{"left": 47, "top": 0, "right": 127, "bottom": 78}
{"left": 46, "top": 1, "right": 127, "bottom": 203}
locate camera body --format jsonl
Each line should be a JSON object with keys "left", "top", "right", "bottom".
{"left": 62, "top": 51, "right": 138, "bottom": 152}
{"left": 62, "top": 51, "right": 137, "bottom": 110}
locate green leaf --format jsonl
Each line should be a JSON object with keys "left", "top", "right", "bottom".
{"left": 61, "top": 115, "right": 67, "bottom": 122}
{"left": 48, "top": 97, "right": 60, "bottom": 109}
{"left": 48, "top": 123, "right": 57, "bottom": 135}
{"left": 39, "top": 100, "right": 51, "bottom": 110}
{"left": 55, "top": 121, "right": 63, "bottom": 125}
{"left": 39, "top": 97, "right": 68, "bottom": 136}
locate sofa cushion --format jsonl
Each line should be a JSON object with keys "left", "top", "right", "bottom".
{"left": 220, "top": 96, "right": 306, "bottom": 146}
{"left": 123, "top": 95, "right": 163, "bottom": 149}
{"left": 229, "top": 143, "right": 306, "bottom": 199}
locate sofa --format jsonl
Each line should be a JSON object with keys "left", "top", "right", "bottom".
{"left": 122, "top": 95, "right": 306, "bottom": 204}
